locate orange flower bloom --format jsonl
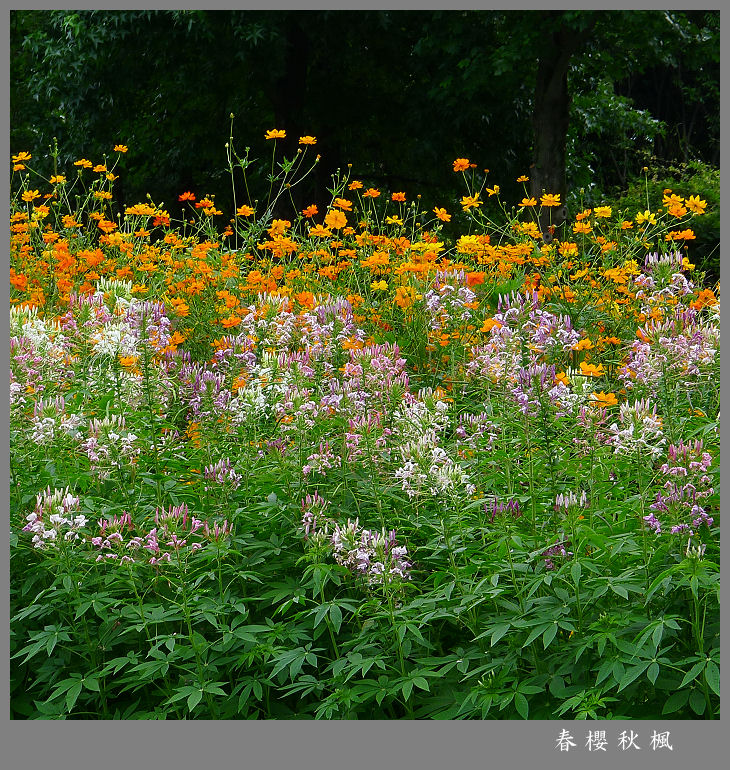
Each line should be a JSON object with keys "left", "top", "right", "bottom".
{"left": 518, "top": 197, "right": 537, "bottom": 207}
{"left": 516, "top": 175, "right": 529, "bottom": 183}
{"left": 114, "top": 144, "right": 129, "bottom": 153}
{"left": 237, "top": 205, "right": 255, "bottom": 217}
{"left": 221, "top": 314, "right": 243, "bottom": 328}
{"left": 309, "top": 224, "right": 333, "bottom": 238}
{"left": 590, "top": 391, "right": 618, "bottom": 407}
{"left": 453, "top": 158, "right": 471, "bottom": 172}
{"left": 298, "top": 135, "right": 317, "bottom": 145}
{"left": 178, "top": 191, "right": 196, "bottom": 201}
{"left": 433, "top": 207, "right": 451, "bottom": 222}
{"left": 302, "top": 204, "right": 318, "bottom": 218}
{"left": 265, "top": 129, "right": 286, "bottom": 140}
{"left": 348, "top": 180, "right": 363, "bottom": 191}
{"left": 334, "top": 198, "right": 353, "bottom": 210}
{"left": 391, "top": 192, "right": 406, "bottom": 202}
{"left": 540, "top": 193, "right": 561, "bottom": 207}
{"left": 363, "top": 188, "right": 381, "bottom": 198}
{"left": 324, "top": 209, "right": 347, "bottom": 230}
{"left": 685, "top": 195, "right": 707, "bottom": 215}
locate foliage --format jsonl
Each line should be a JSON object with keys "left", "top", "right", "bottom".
{"left": 9, "top": 134, "right": 720, "bottom": 719}
{"left": 10, "top": 10, "right": 719, "bottom": 216}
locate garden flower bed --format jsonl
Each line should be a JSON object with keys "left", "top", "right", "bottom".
{"left": 9, "top": 134, "right": 719, "bottom": 719}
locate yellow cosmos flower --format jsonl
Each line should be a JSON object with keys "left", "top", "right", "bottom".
{"left": 593, "top": 206, "right": 612, "bottom": 218}
{"left": 635, "top": 210, "right": 657, "bottom": 226}
{"left": 114, "top": 144, "right": 128, "bottom": 153}
{"left": 540, "top": 193, "right": 561, "bottom": 207}
{"left": 236, "top": 205, "right": 255, "bottom": 217}
{"left": 516, "top": 175, "right": 530, "bottom": 183}
{"left": 519, "top": 197, "right": 537, "bottom": 207}
{"left": 324, "top": 209, "right": 347, "bottom": 230}
{"left": 685, "top": 195, "right": 707, "bottom": 215}
{"left": 265, "top": 129, "right": 286, "bottom": 140}
{"left": 298, "top": 136, "right": 317, "bottom": 145}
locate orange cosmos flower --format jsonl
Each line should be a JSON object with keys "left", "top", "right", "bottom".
{"left": 519, "top": 197, "right": 537, "bottom": 207}
{"left": 391, "top": 192, "right": 406, "bottom": 202}
{"left": 309, "top": 224, "right": 333, "bottom": 238}
{"left": 348, "top": 180, "right": 363, "bottom": 191}
{"left": 302, "top": 204, "right": 318, "bottom": 218}
{"left": 114, "top": 144, "right": 128, "bottom": 153}
{"left": 265, "top": 129, "right": 286, "bottom": 140}
{"left": 298, "top": 135, "right": 317, "bottom": 145}
{"left": 572, "top": 338, "right": 594, "bottom": 351}
{"left": 691, "top": 288, "right": 717, "bottom": 310}
{"left": 590, "top": 391, "right": 618, "bottom": 407}
{"left": 12, "top": 152, "right": 31, "bottom": 163}
{"left": 433, "top": 207, "right": 451, "bottom": 222}
{"left": 363, "top": 188, "right": 381, "bottom": 198}
{"left": 49, "top": 175, "right": 66, "bottom": 184}
{"left": 221, "top": 314, "right": 243, "bottom": 328}
{"left": 179, "top": 191, "right": 196, "bottom": 201}
{"left": 579, "top": 361, "right": 605, "bottom": 377}
{"left": 21, "top": 190, "right": 41, "bottom": 202}
{"left": 573, "top": 221, "right": 592, "bottom": 234}
{"left": 236, "top": 205, "right": 255, "bottom": 217}
{"left": 73, "top": 159, "right": 93, "bottom": 168}
{"left": 461, "top": 194, "right": 482, "bottom": 211}
{"left": 334, "top": 198, "right": 353, "bottom": 210}
{"left": 516, "top": 175, "right": 530, "bottom": 183}
{"left": 453, "top": 158, "right": 471, "bottom": 172}
{"left": 324, "top": 210, "right": 347, "bottom": 230}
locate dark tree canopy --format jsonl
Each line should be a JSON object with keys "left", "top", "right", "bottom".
{"left": 11, "top": 9, "right": 719, "bottom": 219}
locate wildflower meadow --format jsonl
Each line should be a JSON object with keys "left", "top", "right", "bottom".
{"left": 9, "top": 131, "right": 719, "bottom": 720}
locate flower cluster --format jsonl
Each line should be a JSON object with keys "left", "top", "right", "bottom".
{"left": 22, "top": 487, "right": 87, "bottom": 549}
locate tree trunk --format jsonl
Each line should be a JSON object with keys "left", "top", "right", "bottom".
{"left": 530, "top": 15, "right": 595, "bottom": 240}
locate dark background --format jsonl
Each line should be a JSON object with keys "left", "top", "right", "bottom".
{"left": 10, "top": 9, "right": 720, "bottom": 274}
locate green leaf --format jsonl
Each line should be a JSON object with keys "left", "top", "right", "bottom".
{"left": 187, "top": 689, "right": 203, "bottom": 712}
{"left": 66, "top": 681, "right": 82, "bottom": 712}
{"left": 689, "top": 687, "right": 706, "bottom": 715}
{"left": 662, "top": 689, "right": 689, "bottom": 714}
{"left": 652, "top": 624, "right": 664, "bottom": 649}
{"left": 679, "top": 660, "right": 706, "bottom": 688}
{"left": 401, "top": 679, "right": 413, "bottom": 701}
{"left": 542, "top": 623, "right": 558, "bottom": 650}
{"left": 646, "top": 662, "right": 660, "bottom": 684}
{"left": 704, "top": 661, "right": 720, "bottom": 696}
{"left": 618, "top": 662, "right": 650, "bottom": 691}
{"left": 514, "top": 692, "right": 529, "bottom": 719}
{"left": 609, "top": 583, "right": 628, "bottom": 599}
{"left": 523, "top": 624, "right": 550, "bottom": 647}
{"left": 413, "top": 676, "right": 429, "bottom": 692}
{"left": 571, "top": 561, "right": 582, "bottom": 586}
{"left": 490, "top": 623, "right": 510, "bottom": 646}
{"left": 329, "top": 604, "right": 342, "bottom": 634}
